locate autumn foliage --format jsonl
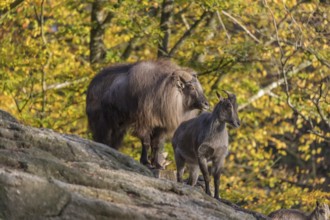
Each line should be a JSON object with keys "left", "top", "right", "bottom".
{"left": 0, "top": 0, "right": 329, "bottom": 214}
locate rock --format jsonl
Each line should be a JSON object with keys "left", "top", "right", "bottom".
{"left": 0, "top": 109, "right": 19, "bottom": 123}
{"left": 0, "top": 110, "right": 269, "bottom": 220}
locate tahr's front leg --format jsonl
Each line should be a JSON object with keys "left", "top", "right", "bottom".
{"left": 198, "top": 156, "right": 211, "bottom": 196}
{"left": 213, "top": 171, "right": 221, "bottom": 200}
{"left": 150, "top": 128, "right": 166, "bottom": 169}
{"left": 140, "top": 136, "right": 151, "bottom": 166}
{"left": 213, "top": 153, "right": 226, "bottom": 200}
{"left": 198, "top": 144, "right": 214, "bottom": 196}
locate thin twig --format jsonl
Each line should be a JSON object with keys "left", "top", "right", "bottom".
{"left": 216, "top": 10, "right": 230, "bottom": 41}
{"left": 277, "top": 0, "right": 308, "bottom": 28}
{"left": 264, "top": 0, "right": 329, "bottom": 141}
{"left": 283, "top": 3, "right": 304, "bottom": 47}
{"left": 0, "top": 0, "right": 24, "bottom": 20}
{"left": 272, "top": 39, "right": 330, "bottom": 69}
{"left": 46, "top": 77, "right": 89, "bottom": 91}
{"left": 279, "top": 178, "right": 315, "bottom": 190}
{"left": 176, "top": 3, "right": 192, "bottom": 15}
{"left": 221, "top": 10, "right": 260, "bottom": 44}
{"left": 168, "top": 11, "right": 209, "bottom": 57}
{"left": 40, "top": 0, "right": 47, "bottom": 44}
{"left": 312, "top": 82, "right": 330, "bottom": 131}
{"left": 40, "top": 0, "right": 47, "bottom": 114}
{"left": 282, "top": 67, "right": 313, "bottom": 130}
{"left": 238, "top": 61, "right": 312, "bottom": 111}
{"left": 199, "top": 58, "right": 234, "bottom": 76}
{"left": 180, "top": 14, "right": 190, "bottom": 30}
{"left": 34, "top": 0, "right": 52, "bottom": 115}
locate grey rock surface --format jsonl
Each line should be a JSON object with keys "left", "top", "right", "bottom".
{"left": 0, "top": 110, "right": 269, "bottom": 220}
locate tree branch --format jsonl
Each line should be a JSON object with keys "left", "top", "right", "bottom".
{"left": 16, "top": 77, "right": 89, "bottom": 101}
{"left": 277, "top": 0, "right": 310, "bottom": 28}
{"left": 0, "top": 0, "right": 25, "bottom": 18}
{"left": 46, "top": 77, "right": 89, "bottom": 91}
{"left": 40, "top": 0, "right": 47, "bottom": 44}
{"left": 199, "top": 58, "right": 234, "bottom": 76}
{"left": 265, "top": 0, "right": 330, "bottom": 141}
{"left": 312, "top": 81, "right": 330, "bottom": 131}
{"left": 180, "top": 13, "right": 190, "bottom": 30}
{"left": 216, "top": 10, "right": 230, "bottom": 41}
{"left": 221, "top": 10, "right": 260, "bottom": 44}
{"left": 238, "top": 61, "right": 312, "bottom": 111}
{"left": 193, "top": 11, "right": 217, "bottom": 63}
{"left": 276, "top": 39, "right": 330, "bottom": 69}
{"left": 121, "top": 36, "right": 139, "bottom": 60}
{"left": 279, "top": 178, "right": 315, "bottom": 190}
{"left": 168, "top": 11, "right": 209, "bottom": 57}
{"left": 8, "top": 75, "right": 35, "bottom": 113}
{"left": 35, "top": 0, "right": 52, "bottom": 115}
{"left": 40, "top": 0, "right": 50, "bottom": 115}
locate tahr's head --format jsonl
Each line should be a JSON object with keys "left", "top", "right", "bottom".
{"left": 172, "top": 70, "right": 209, "bottom": 111}
{"left": 214, "top": 90, "right": 240, "bottom": 128}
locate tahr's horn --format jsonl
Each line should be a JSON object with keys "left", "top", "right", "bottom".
{"left": 222, "top": 90, "right": 231, "bottom": 97}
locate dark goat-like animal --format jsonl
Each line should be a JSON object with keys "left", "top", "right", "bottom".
{"left": 86, "top": 60, "right": 209, "bottom": 168}
{"left": 268, "top": 202, "right": 330, "bottom": 220}
{"left": 172, "top": 91, "right": 240, "bottom": 199}
{"left": 86, "top": 64, "right": 131, "bottom": 148}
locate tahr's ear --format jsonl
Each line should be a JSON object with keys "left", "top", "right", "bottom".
{"left": 316, "top": 201, "right": 320, "bottom": 207}
{"left": 172, "top": 72, "right": 185, "bottom": 89}
{"left": 174, "top": 70, "right": 193, "bottom": 83}
{"left": 177, "top": 80, "right": 185, "bottom": 89}
{"left": 173, "top": 70, "right": 192, "bottom": 90}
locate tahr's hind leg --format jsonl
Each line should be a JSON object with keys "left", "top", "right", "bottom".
{"left": 187, "top": 164, "right": 199, "bottom": 186}
{"left": 175, "top": 151, "right": 185, "bottom": 183}
{"left": 109, "top": 126, "right": 127, "bottom": 149}
{"left": 90, "top": 111, "right": 112, "bottom": 146}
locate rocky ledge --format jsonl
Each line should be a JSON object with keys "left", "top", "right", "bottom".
{"left": 0, "top": 110, "right": 269, "bottom": 220}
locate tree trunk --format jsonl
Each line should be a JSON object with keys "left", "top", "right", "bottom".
{"left": 90, "top": 0, "right": 113, "bottom": 64}
{"left": 157, "top": 0, "right": 174, "bottom": 58}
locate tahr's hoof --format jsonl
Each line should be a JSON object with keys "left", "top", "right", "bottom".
{"left": 145, "top": 163, "right": 154, "bottom": 169}
{"left": 215, "top": 196, "right": 221, "bottom": 201}
{"left": 140, "top": 160, "right": 151, "bottom": 167}
{"left": 154, "top": 162, "right": 165, "bottom": 170}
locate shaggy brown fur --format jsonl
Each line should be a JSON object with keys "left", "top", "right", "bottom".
{"left": 86, "top": 60, "right": 209, "bottom": 168}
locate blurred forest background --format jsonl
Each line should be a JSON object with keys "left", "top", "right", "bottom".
{"left": 0, "top": 0, "right": 329, "bottom": 214}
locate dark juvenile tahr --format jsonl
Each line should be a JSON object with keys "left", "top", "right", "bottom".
{"left": 86, "top": 60, "right": 209, "bottom": 168}
{"left": 268, "top": 202, "right": 330, "bottom": 220}
{"left": 172, "top": 91, "right": 240, "bottom": 199}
